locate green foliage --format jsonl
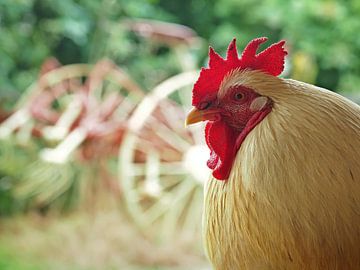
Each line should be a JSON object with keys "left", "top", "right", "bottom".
{"left": 0, "top": 0, "right": 183, "bottom": 104}
{"left": 157, "top": 0, "right": 360, "bottom": 91}
{"left": 0, "top": 245, "right": 46, "bottom": 270}
{"left": 0, "top": 140, "right": 35, "bottom": 215}
{"left": 2, "top": 0, "right": 360, "bottom": 106}
{"left": 0, "top": 139, "right": 82, "bottom": 215}
{"left": 0, "top": 0, "right": 360, "bottom": 216}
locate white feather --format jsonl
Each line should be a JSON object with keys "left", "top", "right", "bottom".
{"left": 203, "top": 70, "right": 360, "bottom": 270}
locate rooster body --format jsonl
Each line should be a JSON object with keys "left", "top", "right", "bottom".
{"left": 203, "top": 71, "right": 360, "bottom": 269}
{"left": 186, "top": 38, "right": 360, "bottom": 269}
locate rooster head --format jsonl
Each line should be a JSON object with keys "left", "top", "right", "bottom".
{"left": 186, "top": 37, "right": 287, "bottom": 180}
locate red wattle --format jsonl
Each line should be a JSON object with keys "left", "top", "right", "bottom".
{"left": 205, "top": 107, "right": 272, "bottom": 181}
{"left": 205, "top": 121, "right": 239, "bottom": 180}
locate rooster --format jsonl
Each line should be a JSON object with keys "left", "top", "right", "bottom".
{"left": 186, "top": 37, "right": 360, "bottom": 269}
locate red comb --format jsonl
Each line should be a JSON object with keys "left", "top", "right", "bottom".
{"left": 192, "top": 37, "right": 287, "bottom": 106}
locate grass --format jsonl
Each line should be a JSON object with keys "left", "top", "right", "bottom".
{"left": 0, "top": 209, "right": 209, "bottom": 270}
{"left": 0, "top": 246, "right": 46, "bottom": 270}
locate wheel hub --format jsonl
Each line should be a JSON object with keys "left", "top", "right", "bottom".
{"left": 182, "top": 145, "right": 211, "bottom": 184}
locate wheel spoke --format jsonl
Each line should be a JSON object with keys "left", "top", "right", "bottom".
{"left": 141, "top": 177, "right": 195, "bottom": 227}
{"left": 182, "top": 188, "right": 203, "bottom": 234}
{"left": 130, "top": 161, "right": 187, "bottom": 177}
{"left": 160, "top": 179, "right": 197, "bottom": 240}
{"left": 143, "top": 150, "right": 161, "bottom": 197}
{"left": 157, "top": 102, "right": 186, "bottom": 132}
{"left": 145, "top": 116, "right": 192, "bottom": 152}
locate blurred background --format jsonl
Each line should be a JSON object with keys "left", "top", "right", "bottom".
{"left": 0, "top": 0, "right": 360, "bottom": 269}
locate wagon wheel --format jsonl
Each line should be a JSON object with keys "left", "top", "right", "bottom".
{"left": 0, "top": 59, "right": 145, "bottom": 207}
{"left": 118, "top": 71, "right": 210, "bottom": 242}
{"left": 0, "top": 59, "right": 144, "bottom": 163}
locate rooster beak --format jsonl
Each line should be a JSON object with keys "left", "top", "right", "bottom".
{"left": 185, "top": 107, "right": 221, "bottom": 126}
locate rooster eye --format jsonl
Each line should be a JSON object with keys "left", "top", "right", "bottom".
{"left": 199, "top": 101, "right": 211, "bottom": 110}
{"left": 234, "top": 92, "right": 244, "bottom": 101}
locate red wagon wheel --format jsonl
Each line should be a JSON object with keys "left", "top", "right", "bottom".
{"left": 118, "top": 71, "right": 210, "bottom": 242}
{"left": 0, "top": 59, "right": 144, "bottom": 162}
{"left": 0, "top": 59, "right": 145, "bottom": 206}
